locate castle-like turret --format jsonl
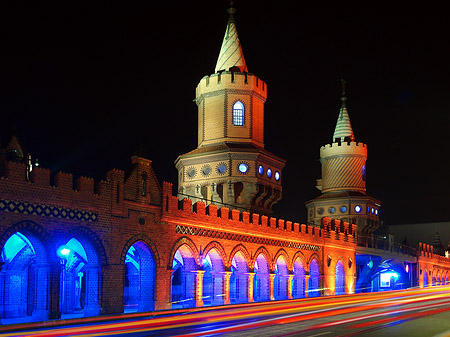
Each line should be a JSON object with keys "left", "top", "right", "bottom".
{"left": 175, "top": 4, "right": 285, "bottom": 215}
{"left": 305, "top": 81, "right": 380, "bottom": 236}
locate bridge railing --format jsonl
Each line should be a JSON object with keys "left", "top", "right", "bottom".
{"left": 358, "top": 235, "right": 417, "bottom": 257}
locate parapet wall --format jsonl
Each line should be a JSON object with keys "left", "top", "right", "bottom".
{"left": 321, "top": 141, "right": 367, "bottom": 158}
{"left": 196, "top": 71, "right": 267, "bottom": 100}
{"left": 0, "top": 160, "right": 126, "bottom": 210}
{"left": 162, "top": 181, "right": 357, "bottom": 248}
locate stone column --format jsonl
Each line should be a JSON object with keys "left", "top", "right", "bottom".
{"left": 288, "top": 274, "right": 294, "bottom": 300}
{"left": 155, "top": 267, "right": 173, "bottom": 311}
{"left": 304, "top": 275, "right": 310, "bottom": 298}
{"left": 196, "top": 270, "right": 205, "bottom": 307}
{"left": 84, "top": 266, "right": 101, "bottom": 317}
{"left": 269, "top": 273, "right": 275, "bottom": 301}
{"left": 48, "top": 263, "right": 61, "bottom": 320}
{"left": 248, "top": 272, "right": 255, "bottom": 302}
{"left": 224, "top": 271, "right": 232, "bottom": 305}
{"left": 32, "top": 264, "right": 50, "bottom": 321}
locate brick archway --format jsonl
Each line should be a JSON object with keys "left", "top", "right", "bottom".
{"left": 0, "top": 220, "right": 57, "bottom": 322}
{"left": 65, "top": 226, "right": 108, "bottom": 266}
{"left": 201, "top": 241, "right": 227, "bottom": 267}
{"left": 120, "top": 233, "right": 161, "bottom": 267}
{"left": 252, "top": 246, "right": 272, "bottom": 271}
{"left": 168, "top": 236, "right": 200, "bottom": 270}
{"left": 228, "top": 244, "right": 250, "bottom": 270}
{"left": 0, "top": 220, "right": 57, "bottom": 264}
{"left": 291, "top": 251, "right": 307, "bottom": 273}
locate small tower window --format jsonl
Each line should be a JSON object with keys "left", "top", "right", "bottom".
{"left": 141, "top": 172, "right": 147, "bottom": 197}
{"left": 232, "top": 101, "right": 245, "bottom": 126}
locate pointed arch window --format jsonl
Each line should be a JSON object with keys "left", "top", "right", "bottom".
{"left": 233, "top": 101, "right": 245, "bottom": 126}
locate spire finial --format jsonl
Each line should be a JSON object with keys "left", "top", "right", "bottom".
{"left": 333, "top": 79, "right": 355, "bottom": 142}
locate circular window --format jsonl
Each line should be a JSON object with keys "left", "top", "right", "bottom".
{"left": 267, "top": 168, "right": 272, "bottom": 178}
{"left": 329, "top": 207, "right": 336, "bottom": 214}
{"left": 275, "top": 171, "right": 280, "bottom": 181}
{"left": 217, "top": 163, "right": 227, "bottom": 174}
{"left": 201, "top": 165, "right": 211, "bottom": 177}
{"left": 258, "top": 165, "right": 264, "bottom": 175}
{"left": 317, "top": 208, "right": 324, "bottom": 215}
{"left": 187, "top": 167, "right": 197, "bottom": 178}
{"left": 375, "top": 209, "right": 378, "bottom": 216}
{"left": 371, "top": 207, "right": 375, "bottom": 214}
{"left": 238, "top": 163, "right": 249, "bottom": 174}
{"left": 340, "top": 206, "right": 347, "bottom": 213}
{"left": 354, "top": 205, "right": 361, "bottom": 213}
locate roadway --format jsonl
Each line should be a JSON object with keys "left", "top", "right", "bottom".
{"left": 1, "top": 287, "right": 450, "bottom": 336}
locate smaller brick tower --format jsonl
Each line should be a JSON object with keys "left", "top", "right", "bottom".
{"left": 175, "top": 4, "right": 285, "bottom": 215}
{"left": 305, "top": 80, "right": 380, "bottom": 237}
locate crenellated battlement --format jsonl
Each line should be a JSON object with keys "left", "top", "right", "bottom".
{"left": 162, "top": 182, "right": 356, "bottom": 247}
{"left": 196, "top": 71, "right": 267, "bottom": 100}
{"left": 0, "top": 158, "right": 126, "bottom": 202}
{"left": 320, "top": 141, "right": 367, "bottom": 158}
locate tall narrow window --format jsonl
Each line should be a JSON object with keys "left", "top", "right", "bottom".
{"left": 141, "top": 173, "right": 147, "bottom": 197}
{"left": 233, "top": 101, "right": 245, "bottom": 126}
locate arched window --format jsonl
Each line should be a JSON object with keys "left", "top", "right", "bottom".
{"left": 233, "top": 101, "right": 245, "bottom": 126}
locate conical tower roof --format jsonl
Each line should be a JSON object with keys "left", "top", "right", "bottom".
{"left": 214, "top": 4, "right": 247, "bottom": 73}
{"left": 333, "top": 80, "right": 355, "bottom": 142}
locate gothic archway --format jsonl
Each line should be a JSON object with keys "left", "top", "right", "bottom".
{"left": 123, "top": 241, "right": 156, "bottom": 312}
{"left": 171, "top": 244, "right": 198, "bottom": 309}
{"left": 308, "top": 258, "right": 321, "bottom": 297}
{"left": 230, "top": 250, "right": 249, "bottom": 304}
{"left": 202, "top": 247, "right": 225, "bottom": 306}
{"left": 274, "top": 255, "right": 289, "bottom": 300}
{"left": 253, "top": 253, "right": 270, "bottom": 302}
{"left": 292, "top": 257, "right": 305, "bottom": 299}
{"left": 335, "top": 260, "right": 345, "bottom": 295}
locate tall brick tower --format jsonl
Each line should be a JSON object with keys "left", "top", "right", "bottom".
{"left": 305, "top": 81, "right": 381, "bottom": 237}
{"left": 175, "top": 4, "right": 285, "bottom": 215}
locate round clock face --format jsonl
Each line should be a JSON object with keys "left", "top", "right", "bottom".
{"left": 201, "top": 165, "right": 211, "bottom": 176}
{"left": 238, "top": 163, "right": 249, "bottom": 173}
{"left": 217, "top": 163, "right": 227, "bottom": 174}
{"left": 187, "top": 167, "right": 196, "bottom": 178}
{"left": 275, "top": 171, "right": 280, "bottom": 181}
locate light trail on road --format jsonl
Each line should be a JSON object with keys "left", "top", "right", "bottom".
{"left": 1, "top": 286, "right": 449, "bottom": 337}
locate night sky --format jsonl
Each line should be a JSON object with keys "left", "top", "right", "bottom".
{"left": 1, "top": 3, "right": 450, "bottom": 228}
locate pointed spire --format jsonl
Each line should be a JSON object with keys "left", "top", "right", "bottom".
{"left": 333, "top": 79, "right": 355, "bottom": 142}
{"left": 215, "top": 1, "right": 248, "bottom": 73}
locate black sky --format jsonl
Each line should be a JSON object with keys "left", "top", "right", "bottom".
{"left": 1, "top": 3, "right": 450, "bottom": 227}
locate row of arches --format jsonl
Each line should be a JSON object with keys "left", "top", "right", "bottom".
{"left": 0, "top": 223, "right": 349, "bottom": 323}
{"left": 422, "top": 269, "right": 450, "bottom": 288}
{"left": 0, "top": 228, "right": 103, "bottom": 323}
{"left": 169, "top": 239, "right": 347, "bottom": 308}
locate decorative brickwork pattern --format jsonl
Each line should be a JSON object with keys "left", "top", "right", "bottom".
{"left": 175, "top": 224, "right": 321, "bottom": 252}
{"left": 0, "top": 199, "right": 98, "bottom": 222}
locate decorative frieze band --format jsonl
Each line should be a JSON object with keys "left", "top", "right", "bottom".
{"left": 0, "top": 199, "right": 98, "bottom": 222}
{"left": 176, "top": 224, "right": 321, "bottom": 251}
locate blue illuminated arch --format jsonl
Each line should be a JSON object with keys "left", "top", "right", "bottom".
{"left": 335, "top": 260, "right": 345, "bottom": 295}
